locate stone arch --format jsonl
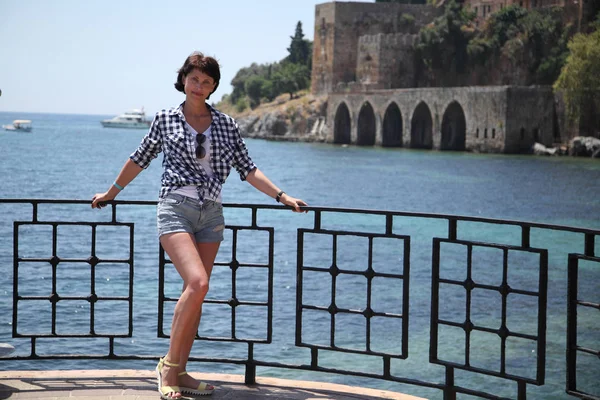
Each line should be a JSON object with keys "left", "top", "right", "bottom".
{"left": 357, "top": 102, "right": 376, "bottom": 146}
{"left": 441, "top": 101, "right": 467, "bottom": 151}
{"left": 382, "top": 102, "right": 403, "bottom": 147}
{"left": 410, "top": 102, "right": 433, "bottom": 149}
{"left": 334, "top": 102, "right": 351, "bottom": 145}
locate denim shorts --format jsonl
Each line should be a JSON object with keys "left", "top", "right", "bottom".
{"left": 157, "top": 193, "right": 225, "bottom": 243}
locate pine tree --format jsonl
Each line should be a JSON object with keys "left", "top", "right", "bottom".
{"left": 287, "top": 22, "right": 311, "bottom": 66}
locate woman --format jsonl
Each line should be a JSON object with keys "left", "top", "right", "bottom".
{"left": 91, "top": 51, "right": 307, "bottom": 399}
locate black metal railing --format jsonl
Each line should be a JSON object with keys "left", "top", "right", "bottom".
{"left": 0, "top": 198, "right": 598, "bottom": 400}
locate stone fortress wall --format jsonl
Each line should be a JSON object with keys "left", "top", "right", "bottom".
{"left": 311, "top": 1, "right": 578, "bottom": 153}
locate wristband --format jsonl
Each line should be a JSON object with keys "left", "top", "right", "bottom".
{"left": 113, "top": 182, "right": 124, "bottom": 191}
{"left": 275, "top": 190, "right": 285, "bottom": 203}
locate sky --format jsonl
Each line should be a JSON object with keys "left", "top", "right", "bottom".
{"left": 0, "top": 0, "right": 370, "bottom": 116}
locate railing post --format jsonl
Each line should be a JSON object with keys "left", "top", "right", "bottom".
{"left": 517, "top": 380, "right": 527, "bottom": 400}
{"left": 566, "top": 254, "right": 578, "bottom": 394}
{"left": 584, "top": 233, "right": 595, "bottom": 256}
{"left": 245, "top": 343, "right": 256, "bottom": 384}
{"left": 448, "top": 219, "right": 457, "bottom": 240}
{"left": 443, "top": 366, "right": 456, "bottom": 400}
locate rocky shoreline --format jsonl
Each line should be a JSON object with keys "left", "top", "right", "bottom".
{"left": 235, "top": 94, "right": 329, "bottom": 144}
{"left": 533, "top": 137, "right": 600, "bottom": 158}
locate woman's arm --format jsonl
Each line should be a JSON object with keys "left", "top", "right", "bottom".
{"left": 91, "top": 159, "right": 144, "bottom": 208}
{"left": 92, "top": 112, "right": 163, "bottom": 209}
{"left": 245, "top": 168, "right": 308, "bottom": 212}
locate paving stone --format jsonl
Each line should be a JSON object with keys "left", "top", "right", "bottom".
{"left": 70, "top": 389, "right": 125, "bottom": 396}
{"left": 108, "top": 397, "right": 138, "bottom": 400}
{"left": 121, "top": 389, "right": 158, "bottom": 396}
{"left": 8, "top": 391, "right": 72, "bottom": 398}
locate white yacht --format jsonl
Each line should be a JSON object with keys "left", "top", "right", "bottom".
{"left": 3, "top": 119, "right": 33, "bottom": 132}
{"left": 101, "top": 108, "right": 151, "bottom": 129}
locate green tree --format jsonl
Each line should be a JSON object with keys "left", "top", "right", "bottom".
{"left": 260, "top": 79, "right": 275, "bottom": 102}
{"left": 521, "top": 7, "right": 570, "bottom": 83}
{"left": 227, "top": 21, "right": 314, "bottom": 108}
{"left": 230, "top": 62, "right": 275, "bottom": 103}
{"left": 416, "top": 0, "right": 476, "bottom": 79}
{"left": 554, "top": 29, "right": 600, "bottom": 122}
{"left": 467, "top": 5, "right": 570, "bottom": 84}
{"left": 286, "top": 21, "right": 312, "bottom": 67}
{"left": 273, "top": 63, "right": 311, "bottom": 99}
{"left": 535, "top": 21, "right": 572, "bottom": 84}
{"left": 245, "top": 76, "right": 266, "bottom": 109}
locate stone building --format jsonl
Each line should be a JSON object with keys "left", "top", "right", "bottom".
{"left": 311, "top": 1, "right": 440, "bottom": 95}
{"left": 327, "top": 86, "right": 556, "bottom": 153}
{"left": 310, "top": 1, "right": 583, "bottom": 153}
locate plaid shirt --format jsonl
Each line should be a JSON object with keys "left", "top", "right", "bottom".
{"left": 130, "top": 102, "right": 257, "bottom": 203}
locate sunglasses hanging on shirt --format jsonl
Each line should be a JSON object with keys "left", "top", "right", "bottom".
{"left": 196, "top": 133, "right": 207, "bottom": 159}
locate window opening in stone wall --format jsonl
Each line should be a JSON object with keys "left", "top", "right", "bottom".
{"left": 484, "top": 128, "right": 488, "bottom": 138}
{"left": 476, "top": 128, "right": 479, "bottom": 138}
{"left": 533, "top": 128, "right": 540, "bottom": 143}
{"left": 492, "top": 128, "right": 496, "bottom": 139}
{"left": 520, "top": 127, "right": 526, "bottom": 140}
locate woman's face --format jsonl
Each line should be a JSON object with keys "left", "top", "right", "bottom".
{"left": 184, "top": 69, "right": 216, "bottom": 101}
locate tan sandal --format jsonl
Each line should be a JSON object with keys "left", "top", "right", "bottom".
{"left": 178, "top": 371, "right": 214, "bottom": 396}
{"left": 156, "top": 357, "right": 182, "bottom": 399}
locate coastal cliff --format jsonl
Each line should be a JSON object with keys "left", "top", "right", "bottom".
{"left": 224, "top": 92, "right": 329, "bottom": 143}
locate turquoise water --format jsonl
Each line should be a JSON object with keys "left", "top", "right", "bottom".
{"left": 0, "top": 111, "right": 599, "bottom": 399}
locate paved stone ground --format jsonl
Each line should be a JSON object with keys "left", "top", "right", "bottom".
{"left": 0, "top": 370, "right": 427, "bottom": 400}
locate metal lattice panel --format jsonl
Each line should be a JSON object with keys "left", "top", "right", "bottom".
{"left": 13, "top": 221, "right": 134, "bottom": 344}
{"left": 296, "top": 229, "right": 410, "bottom": 360}
{"left": 431, "top": 238, "right": 548, "bottom": 393}
{"left": 158, "top": 225, "right": 274, "bottom": 344}
{"left": 567, "top": 254, "right": 600, "bottom": 400}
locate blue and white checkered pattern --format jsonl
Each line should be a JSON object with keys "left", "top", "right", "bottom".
{"left": 130, "top": 102, "right": 256, "bottom": 203}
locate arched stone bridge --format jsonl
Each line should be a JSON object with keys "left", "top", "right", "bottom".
{"left": 326, "top": 86, "right": 555, "bottom": 153}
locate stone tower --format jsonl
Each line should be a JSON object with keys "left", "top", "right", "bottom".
{"left": 310, "top": 1, "right": 440, "bottom": 95}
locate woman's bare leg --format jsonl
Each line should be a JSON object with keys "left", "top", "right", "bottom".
{"left": 177, "top": 242, "right": 220, "bottom": 390}
{"left": 158, "top": 232, "right": 212, "bottom": 398}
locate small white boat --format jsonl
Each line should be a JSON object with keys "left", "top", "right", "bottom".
{"left": 3, "top": 119, "right": 33, "bottom": 132}
{"left": 101, "top": 108, "right": 151, "bottom": 129}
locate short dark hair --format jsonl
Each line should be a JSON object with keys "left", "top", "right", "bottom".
{"left": 174, "top": 51, "right": 220, "bottom": 100}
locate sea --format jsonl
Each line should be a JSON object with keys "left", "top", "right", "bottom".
{"left": 0, "top": 111, "right": 599, "bottom": 400}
